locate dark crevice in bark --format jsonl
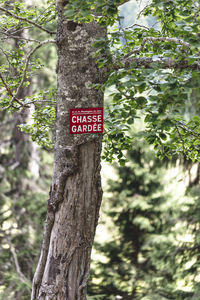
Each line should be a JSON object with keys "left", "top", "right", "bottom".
{"left": 66, "top": 21, "right": 79, "bottom": 31}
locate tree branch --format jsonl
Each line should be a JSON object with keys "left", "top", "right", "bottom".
{"left": 15, "top": 40, "right": 56, "bottom": 98}
{"left": 137, "top": 2, "right": 151, "bottom": 20}
{"left": 123, "top": 23, "right": 150, "bottom": 31}
{"left": 0, "top": 6, "right": 56, "bottom": 35}
{"left": 176, "top": 121, "right": 200, "bottom": 137}
{"left": 0, "top": 31, "right": 41, "bottom": 43}
{"left": 0, "top": 40, "right": 56, "bottom": 110}
{"left": 4, "top": 25, "right": 33, "bottom": 36}
{"left": 8, "top": 240, "right": 31, "bottom": 289}
{"left": 124, "top": 37, "right": 190, "bottom": 59}
{"left": 0, "top": 73, "right": 24, "bottom": 109}
{"left": 0, "top": 45, "right": 13, "bottom": 71}
{"left": 114, "top": 56, "right": 200, "bottom": 71}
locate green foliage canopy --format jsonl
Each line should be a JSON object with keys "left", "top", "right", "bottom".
{"left": 0, "top": 0, "right": 199, "bottom": 160}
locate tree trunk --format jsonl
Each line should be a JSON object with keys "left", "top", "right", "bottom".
{"left": 32, "top": 4, "right": 107, "bottom": 300}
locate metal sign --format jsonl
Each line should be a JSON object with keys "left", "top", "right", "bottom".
{"left": 69, "top": 107, "right": 103, "bottom": 134}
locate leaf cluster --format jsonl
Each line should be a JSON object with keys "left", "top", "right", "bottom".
{"left": 95, "top": 0, "right": 200, "bottom": 163}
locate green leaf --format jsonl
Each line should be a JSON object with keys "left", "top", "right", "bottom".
{"left": 64, "top": 9, "right": 76, "bottom": 18}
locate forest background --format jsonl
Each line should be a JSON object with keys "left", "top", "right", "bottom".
{"left": 0, "top": 0, "right": 200, "bottom": 299}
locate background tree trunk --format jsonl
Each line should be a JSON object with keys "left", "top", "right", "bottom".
{"left": 32, "top": 5, "right": 107, "bottom": 300}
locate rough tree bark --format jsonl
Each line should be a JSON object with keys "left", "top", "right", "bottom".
{"left": 31, "top": 2, "right": 107, "bottom": 300}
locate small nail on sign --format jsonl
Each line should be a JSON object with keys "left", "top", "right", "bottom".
{"left": 69, "top": 107, "right": 103, "bottom": 134}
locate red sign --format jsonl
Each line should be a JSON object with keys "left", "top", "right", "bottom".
{"left": 69, "top": 107, "right": 103, "bottom": 134}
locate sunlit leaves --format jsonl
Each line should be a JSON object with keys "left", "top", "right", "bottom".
{"left": 64, "top": 0, "right": 121, "bottom": 25}
{"left": 83, "top": 0, "right": 198, "bottom": 163}
{"left": 18, "top": 89, "right": 56, "bottom": 150}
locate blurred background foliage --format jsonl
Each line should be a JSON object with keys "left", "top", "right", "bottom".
{"left": 0, "top": 0, "right": 199, "bottom": 299}
{"left": 89, "top": 138, "right": 200, "bottom": 299}
{"left": 0, "top": 0, "right": 56, "bottom": 298}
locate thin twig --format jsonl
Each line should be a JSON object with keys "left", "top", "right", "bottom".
{"left": 35, "top": 3, "right": 56, "bottom": 23}
{"left": 123, "top": 22, "right": 150, "bottom": 31}
{"left": 137, "top": 1, "right": 151, "bottom": 20}
{"left": 0, "top": 46, "right": 13, "bottom": 71}
{"left": 150, "top": 20, "right": 160, "bottom": 29}
{"left": 0, "top": 6, "right": 56, "bottom": 35}
{"left": 175, "top": 124, "right": 185, "bottom": 155}
{"left": 176, "top": 121, "right": 200, "bottom": 137}
{"left": 0, "top": 40, "right": 56, "bottom": 110}
{"left": 0, "top": 72, "right": 24, "bottom": 109}
{"left": 4, "top": 25, "right": 33, "bottom": 36}
{"left": 0, "top": 32, "right": 41, "bottom": 43}
{"left": 26, "top": 99, "right": 56, "bottom": 105}
{"left": 15, "top": 39, "right": 56, "bottom": 99}
{"left": 9, "top": 241, "right": 31, "bottom": 289}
